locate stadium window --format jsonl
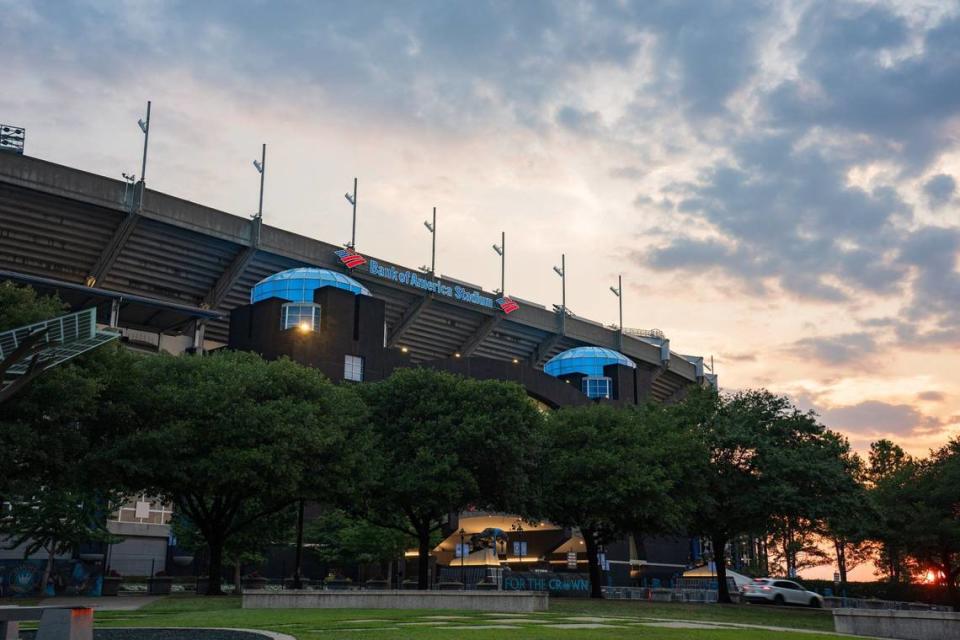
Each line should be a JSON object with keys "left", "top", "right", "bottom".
{"left": 282, "top": 303, "right": 320, "bottom": 332}
{"left": 344, "top": 354, "right": 364, "bottom": 382}
{"left": 581, "top": 376, "right": 612, "bottom": 399}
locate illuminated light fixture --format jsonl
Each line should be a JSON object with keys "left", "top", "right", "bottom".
{"left": 512, "top": 358, "right": 518, "bottom": 364}
{"left": 298, "top": 322, "right": 311, "bottom": 332}
{"left": 401, "top": 347, "right": 409, "bottom": 353}
{"left": 454, "top": 352, "right": 461, "bottom": 358}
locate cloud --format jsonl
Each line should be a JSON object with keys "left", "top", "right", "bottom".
{"left": 788, "top": 332, "right": 878, "bottom": 367}
{"left": 923, "top": 174, "right": 956, "bottom": 208}
{"left": 818, "top": 400, "right": 943, "bottom": 437}
{"left": 917, "top": 390, "right": 946, "bottom": 402}
{"left": 610, "top": 166, "right": 643, "bottom": 180}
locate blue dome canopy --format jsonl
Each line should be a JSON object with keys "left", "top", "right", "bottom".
{"left": 251, "top": 268, "right": 370, "bottom": 303}
{"left": 544, "top": 346, "right": 636, "bottom": 378}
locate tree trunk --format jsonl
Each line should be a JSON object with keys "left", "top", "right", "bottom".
{"left": 834, "top": 538, "right": 847, "bottom": 586}
{"left": 206, "top": 538, "right": 225, "bottom": 595}
{"left": 712, "top": 534, "right": 732, "bottom": 604}
{"left": 234, "top": 559, "right": 243, "bottom": 595}
{"left": 417, "top": 529, "right": 431, "bottom": 590}
{"left": 941, "top": 548, "right": 959, "bottom": 612}
{"left": 41, "top": 547, "right": 55, "bottom": 597}
{"left": 582, "top": 528, "right": 603, "bottom": 599}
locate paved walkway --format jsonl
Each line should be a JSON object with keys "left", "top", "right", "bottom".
{"left": 26, "top": 596, "right": 162, "bottom": 611}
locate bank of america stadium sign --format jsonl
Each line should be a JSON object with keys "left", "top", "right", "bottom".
{"left": 365, "top": 258, "right": 519, "bottom": 315}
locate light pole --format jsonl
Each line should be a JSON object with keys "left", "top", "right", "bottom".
{"left": 610, "top": 275, "right": 623, "bottom": 350}
{"left": 492, "top": 232, "right": 505, "bottom": 294}
{"left": 344, "top": 178, "right": 358, "bottom": 248}
{"left": 136, "top": 100, "right": 151, "bottom": 208}
{"left": 252, "top": 144, "right": 266, "bottom": 219}
{"left": 422, "top": 207, "right": 436, "bottom": 275}
{"left": 459, "top": 528, "right": 466, "bottom": 588}
{"left": 553, "top": 254, "right": 566, "bottom": 334}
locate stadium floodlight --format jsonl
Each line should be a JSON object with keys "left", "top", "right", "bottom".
{"left": 492, "top": 232, "right": 505, "bottom": 295}
{"left": 610, "top": 275, "right": 623, "bottom": 350}
{"left": 553, "top": 254, "right": 566, "bottom": 333}
{"left": 345, "top": 178, "right": 358, "bottom": 248}
{"left": 134, "top": 100, "right": 151, "bottom": 209}
{"left": 253, "top": 144, "right": 266, "bottom": 219}
{"left": 423, "top": 207, "right": 437, "bottom": 275}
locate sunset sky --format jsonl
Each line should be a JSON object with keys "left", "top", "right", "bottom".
{"left": 4, "top": 0, "right": 960, "bottom": 471}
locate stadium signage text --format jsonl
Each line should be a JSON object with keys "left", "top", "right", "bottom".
{"left": 367, "top": 259, "right": 495, "bottom": 310}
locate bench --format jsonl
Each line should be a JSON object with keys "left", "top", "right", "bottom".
{"left": 0, "top": 606, "right": 93, "bottom": 640}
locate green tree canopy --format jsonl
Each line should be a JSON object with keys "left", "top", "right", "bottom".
{"left": 536, "top": 403, "right": 698, "bottom": 598}
{"left": 0, "top": 281, "right": 66, "bottom": 332}
{"left": 677, "top": 388, "right": 857, "bottom": 603}
{"left": 104, "top": 350, "right": 364, "bottom": 594}
{"left": 358, "top": 368, "right": 542, "bottom": 588}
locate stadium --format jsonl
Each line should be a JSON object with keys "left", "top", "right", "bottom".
{"left": 0, "top": 149, "right": 716, "bottom": 590}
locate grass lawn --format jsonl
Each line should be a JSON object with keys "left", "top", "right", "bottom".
{"left": 86, "top": 595, "right": 841, "bottom": 639}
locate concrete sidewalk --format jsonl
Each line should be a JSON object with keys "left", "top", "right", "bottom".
{"left": 24, "top": 596, "right": 162, "bottom": 611}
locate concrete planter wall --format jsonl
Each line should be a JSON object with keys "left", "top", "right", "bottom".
{"left": 147, "top": 577, "right": 173, "bottom": 595}
{"left": 100, "top": 577, "right": 122, "bottom": 596}
{"left": 364, "top": 580, "right": 390, "bottom": 590}
{"left": 243, "top": 590, "right": 549, "bottom": 612}
{"left": 242, "top": 578, "right": 269, "bottom": 590}
{"left": 833, "top": 608, "right": 960, "bottom": 639}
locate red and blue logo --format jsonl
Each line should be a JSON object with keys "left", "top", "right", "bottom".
{"left": 334, "top": 248, "right": 366, "bottom": 269}
{"left": 496, "top": 297, "right": 519, "bottom": 314}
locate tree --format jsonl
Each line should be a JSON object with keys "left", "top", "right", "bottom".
{"left": 536, "top": 403, "right": 697, "bottom": 598}
{"left": 306, "top": 509, "right": 413, "bottom": 581}
{"left": 898, "top": 440, "right": 960, "bottom": 610}
{"left": 867, "top": 439, "right": 914, "bottom": 583}
{"left": 172, "top": 502, "right": 296, "bottom": 593}
{"left": 105, "top": 351, "right": 363, "bottom": 594}
{"left": 819, "top": 448, "right": 874, "bottom": 587}
{"left": 0, "top": 281, "right": 69, "bottom": 403}
{"left": 0, "top": 488, "right": 121, "bottom": 593}
{"left": 678, "top": 388, "right": 855, "bottom": 603}
{"left": 358, "top": 368, "right": 542, "bottom": 589}
{"left": 0, "top": 281, "right": 66, "bottom": 332}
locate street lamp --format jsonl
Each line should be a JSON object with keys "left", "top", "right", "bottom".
{"left": 553, "top": 254, "right": 566, "bottom": 334}
{"left": 422, "top": 207, "right": 436, "bottom": 275}
{"left": 610, "top": 275, "right": 623, "bottom": 350}
{"left": 252, "top": 144, "right": 266, "bottom": 219}
{"left": 344, "top": 178, "right": 358, "bottom": 248}
{"left": 492, "top": 232, "right": 505, "bottom": 295}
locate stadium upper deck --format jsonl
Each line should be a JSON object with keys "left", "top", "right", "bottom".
{"left": 0, "top": 153, "right": 713, "bottom": 402}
